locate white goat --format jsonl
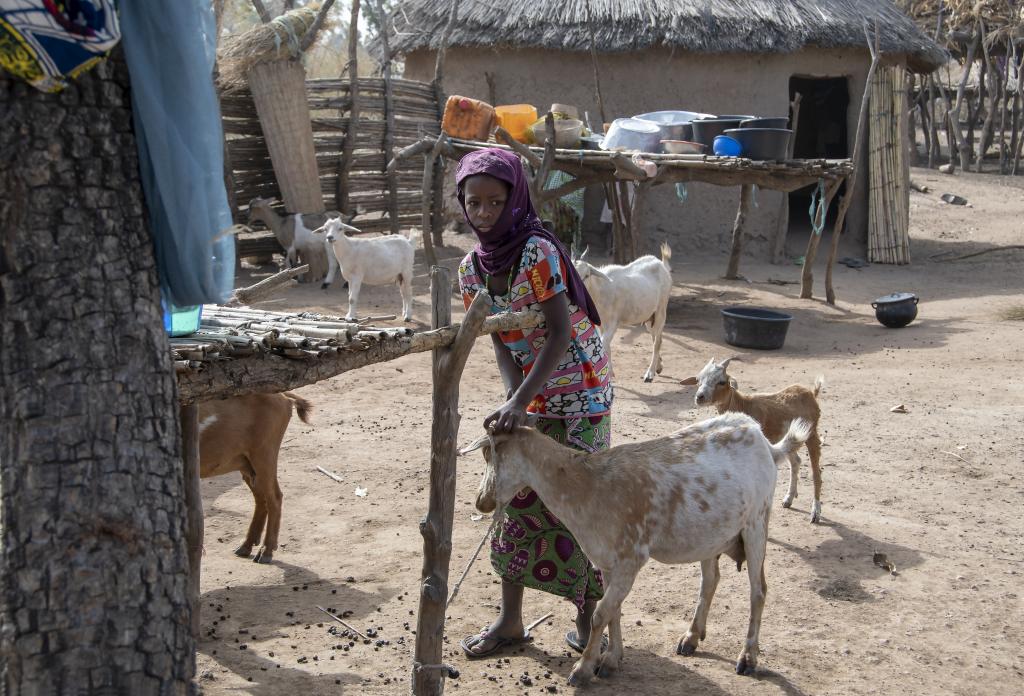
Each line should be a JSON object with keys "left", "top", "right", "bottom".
{"left": 314, "top": 217, "right": 416, "bottom": 321}
{"left": 681, "top": 357, "right": 825, "bottom": 523}
{"left": 246, "top": 197, "right": 332, "bottom": 282}
{"left": 463, "top": 412, "right": 810, "bottom": 684}
{"left": 573, "top": 243, "right": 673, "bottom": 382}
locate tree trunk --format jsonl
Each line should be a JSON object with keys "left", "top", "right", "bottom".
{"left": 0, "top": 56, "right": 195, "bottom": 693}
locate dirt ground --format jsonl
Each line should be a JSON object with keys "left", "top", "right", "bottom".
{"left": 196, "top": 167, "right": 1023, "bottom": 695}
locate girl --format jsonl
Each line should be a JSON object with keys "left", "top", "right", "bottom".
{"left": 455, "top": 148, "right": 614, "bottom": 659}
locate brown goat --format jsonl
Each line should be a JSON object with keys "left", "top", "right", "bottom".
{"left": 681, "top": 358, "right": 825, "bottom": 523}
{"left": 199, "top": 391, "right": 312, "bottom": 563}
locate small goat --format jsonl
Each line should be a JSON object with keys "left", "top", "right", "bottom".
{"left": 573, "top": 243, "right": 673, "bottom": 382}
{"left": 199, "top": 391, "right": 312, "bottom": 563}
{"left": 315, "top": 217, "right": 416, "bottom": 322}
{"left": 463, "top": 412, "right": 810, "bottom": 684}
{"left": 247, "top": 197, "right": 332, "bottom": 282}
{"left": 681, "top": 358, "right": 825, "bottom": 523}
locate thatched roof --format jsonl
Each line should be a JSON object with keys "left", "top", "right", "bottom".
{"left": 389, "top": 0, "right": 947, "bottom": 72}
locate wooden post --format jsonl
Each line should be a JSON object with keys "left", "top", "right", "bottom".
{"left": 820, "top": 21, "right": 882, "bottom": 304}
{"left": 772, "top": 92, "right": 802, "bottom": 263}
{"left": 180, "top": 404, "right": 204, "bottom": 640}
{"left": 413, "top": 271, "right": 490, "bottom": 696}
{"left": 337, "top": 0, "right": 361, "bottom": 215}
{"left": 725, "top": 184, "right": 753, "bottom": 279}
{"left": 377, "top": 0, "right": 400, "bottom": 235}
{"left": 613, "top": 180, "right": 632, "bottom": 264}
{"left": 799, "top": 178, "right": 840, "bottom": 299}
{"left": 429, "top": 0, "right": 462, "bottom": 250}
{"left": 420, "top": 135, "right": 442, "bottom": 267}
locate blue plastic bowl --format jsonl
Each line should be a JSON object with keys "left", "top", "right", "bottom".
{"left": 713, "top": 135, "right": 742, "bottom": 157}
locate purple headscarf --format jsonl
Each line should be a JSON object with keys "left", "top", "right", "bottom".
{"left": 456, "top": 148, "right": 601, "bottom": 325}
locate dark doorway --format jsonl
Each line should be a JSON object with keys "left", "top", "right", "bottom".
{"left": 788, "top": 76, "right": 849, "bottom": 238}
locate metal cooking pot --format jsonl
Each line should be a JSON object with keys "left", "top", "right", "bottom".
{"left": 872, "top": 292, "right": 919, "bottom": 328}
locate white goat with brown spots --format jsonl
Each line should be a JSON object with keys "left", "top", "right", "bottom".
{"left": 462, "top": 412, "right": 810, "bottom": 684}
{"left": 681, "top": 357, "right": 825, "bottom": 523}
{"left": 199, "top": 391, "right": 312, "bottom": 563}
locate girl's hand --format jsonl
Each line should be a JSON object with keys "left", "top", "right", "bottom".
{"left": 484, "top": 396, "right": 529, "bottom": 433}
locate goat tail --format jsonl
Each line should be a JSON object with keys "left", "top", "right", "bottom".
{"left": 283, "top": 392, "right": 313, "bottom": 424}
{"left": 769, "top": 418, "right": 812, "bottom": 465}
{"left": 813, "top": 375, "right": 825, "bottom": 397}
{"left": 660, "top": 241, "right": 672, "bottom": 271}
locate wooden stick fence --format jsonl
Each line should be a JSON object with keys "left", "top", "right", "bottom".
{"left": 222, "top": 75, "right": 441, "bottom": 256}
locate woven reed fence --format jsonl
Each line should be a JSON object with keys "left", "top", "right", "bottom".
{"left": 869, "top": 66, "right": 911, "bottom": 265}
{"left": 222, "top": 76, "right": 440, "bottom": 255}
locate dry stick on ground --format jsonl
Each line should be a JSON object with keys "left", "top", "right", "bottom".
{"left": 337, "top": 0, "right": 360, "bottom": 215}
{"left": 317, "top": 606, "right": 369, "bottom": 640}
{"left": 413, "top": 274, "right": 491, "bottom": 696}
{"left": 772, "top": 92, "right": 802, "bottom": 264}
{"left": 316, "top": 466, "right": 344, "bottom": 483}
{"left": 934, "top": 245, "right": 1024, "bottom": 262}
{"left": 821, "top": 20, "right": 882, "bottom": 305}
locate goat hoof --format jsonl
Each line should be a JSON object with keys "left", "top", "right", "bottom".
{"left": 735, "top": 656, "right": 756, "bottom": 676}
{"left": 782, "top": 497, "right": 794, "bottom": 509}
{"left": 567, "top": 661, "right": 592, "bottom": 687}
{"left": 642, "top": 374, "right": 654, "bottom": 383}
{"left": 233, "top": 545, "right": 252, "bottom": 558}
{"left": 253, "top": 550, "right": 274, "bottom": 564}
{"left": 810, "top": 504, "right": 822, "bottom": 524}
{"left": 321, "top": 282, "right": 330, "bottom": 290}
{"left": 677, "top": 640, "right": 697, "bottom": 657}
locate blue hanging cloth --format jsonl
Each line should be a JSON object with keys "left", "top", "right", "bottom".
{"left": 807, "top": 179, "right": 829, "bottom": 237}
{"left": 119, "top": 0, "right": 234, "bottom": 306}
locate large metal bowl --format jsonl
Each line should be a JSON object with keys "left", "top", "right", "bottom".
{"left": 601, "top": 118, "right": 662, "bottom": 153}
{"left": 634, "top": 110, "right": 715, "bottom": 143}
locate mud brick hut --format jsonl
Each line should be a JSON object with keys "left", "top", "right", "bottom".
{"left": 390, "top": 0, "right": 945, "bottom": 260}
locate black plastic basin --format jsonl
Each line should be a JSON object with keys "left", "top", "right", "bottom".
{"left": 739, "top": 117, "right": 790, "bottom": 129}
{"left": 691, "top": 116, "right": 756, "bottom": 148}
{"left": 723, "top": 128, "right": 793, "bottom": 161}
{"left": 721, "top": 307, "right": 793, "bottom": 350}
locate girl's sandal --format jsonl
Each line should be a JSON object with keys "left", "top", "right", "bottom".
{"left": 460, "top": 628, "right": 533, "bottom": 659}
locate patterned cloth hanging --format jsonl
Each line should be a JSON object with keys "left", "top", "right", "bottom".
{"left": 542, "top": 169, "right": 585, "bottom": 253}
{"left": 0, "top": 0, "right": 120, "bottom": 93}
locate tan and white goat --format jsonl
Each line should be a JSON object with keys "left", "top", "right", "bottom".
{"left": 681, "top": 357, "right": 825, "bottom": 523}
{"left": 462, "top": 412, "right": 810, "bottom": 684}
{"left": 199, "top": 391, "right": 312, "bottom": 563}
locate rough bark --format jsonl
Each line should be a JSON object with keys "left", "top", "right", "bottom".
{"left": 0, "top": 57, "right": 195, "bottom": 693}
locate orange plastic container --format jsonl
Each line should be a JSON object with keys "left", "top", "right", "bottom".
{"left": 441, "top": 95, "right": 496, "bottom": 140}
{"left": 495, "top": 104, "right": 538, "bottom": 143}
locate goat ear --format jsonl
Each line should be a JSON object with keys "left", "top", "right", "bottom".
{"left": 679, "top": 376, "right": 698, "bottom": 386}
{"left": 524, "top": 412, "right": 539, "bottom": 428}
{"left": 719, "top": 357, "right": 733, "bottom": 369}
{"left": 729, "top": 377, "right": 738, "bottom": 389}
{"left": 579, "top": 246, "right": 589, "bottom": 261}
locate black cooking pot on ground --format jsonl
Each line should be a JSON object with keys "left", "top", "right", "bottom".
{"left": 721, "top": 307, "right": 793, "bottom": 350}
{"left": 872, "top": 292, "right": 919, "bottom": 328}
{"left": 724, "top": 127, "right": 793, "bottom": 161}
{"left": 691, "top": 116, "right": 756, "bottom": 148}
{"left": 739, "top": 117, "right": 790, "bottom": 129}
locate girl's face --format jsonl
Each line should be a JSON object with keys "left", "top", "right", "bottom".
{"left": 463, "top": 175, "right": 509, "bottom": 233}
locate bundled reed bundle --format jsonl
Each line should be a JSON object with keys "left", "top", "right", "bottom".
{"left": 219, "top": 6, "right": 332, "bottom": 215}
{"left": 902, "top": 0, "right": 1022, "bottom": 36}
{"left": 868, "top": 66, "right": 911, "bottom": 265}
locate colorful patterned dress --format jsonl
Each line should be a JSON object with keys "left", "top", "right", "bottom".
{"left": 459, "top": 235, "right": 613, "bottom": 609}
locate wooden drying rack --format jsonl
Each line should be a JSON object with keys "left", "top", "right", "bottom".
{"left": 391, "top": 119, "right": 856, "bottom": 304}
